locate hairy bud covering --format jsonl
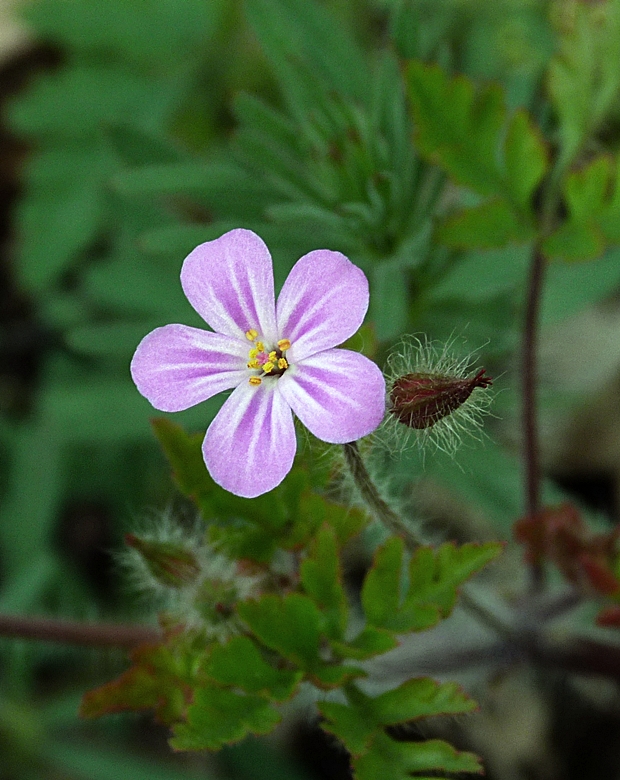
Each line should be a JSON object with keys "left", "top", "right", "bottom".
{"left": 390, "top": 368, "right": 492, "bottom": 429}
{"left": 125, "top": 533, "right": 201, "bottom": 589}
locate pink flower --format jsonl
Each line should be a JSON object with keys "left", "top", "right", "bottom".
{"left": 131, "top": 229, "right": 385, "bottom": 498}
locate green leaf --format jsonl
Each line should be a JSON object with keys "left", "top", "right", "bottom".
{"left": 206, "top": 636, "right": 302, "bottom": 701}
{"left": 542, "top": 245, "right": 620, "bottom": 325}
{"left": 542, "top": 220, "right": 604, "bottom": 262}
{"left": 361, "top": 541, "right": 502, "bottom": 634}
{"left": 406, "top": 61, "right": 548, "bottom": 251}
{"left": 80, "top": 642, "right": 192, "bottom": 725}
{"left": 565, "top": 156, "right": 612, "bottom": 220}
{"left": 504, "top": 109, "right": 548, "bottom": 209}
{"left": 330, "top": 627, "right": 398, "bottom": 661}
{"left": 154, "top": 418, "right": 368, "bottom": 560}
{"left": 170, "top": 685, "right": 280, "bottom": 751}
{"left": 22, "top": 0, "right": 217, "bottom": 68}
{"left": 405, "top": 542, "right": 503, "bottom": 619}
{"left": 360, "top": 537, "right": 404, "bottom": 629}
{"left": 8, "top": 66, "right": 168, "bottom": 138}
{"left": 245, "top": 0, "right": 370, "bottom": 115}
{"left": 438, "top": 198, "right": 534, "bottom": 249}
{"left": 137, "top": 222, "right": 238, "bottom": 257}
{"left": 407, "top": 61, "right": 505, "bottom": 196}
{"left": 541, "top": 156, "right": 620, "bottom": 262}
{"left": 308, "top": 663, "right": 366, "bottom": 690}
{"left": 318, "top": 701, "right": 377, "bottom": 756}
{"left": 300, "top": 525, "right": 347, "bottom": 640}
{"left": 354, "top": 734, "right": 483, "bottom": 779}
{"left": 371, "top": 678, "right": 477, "bottom": 725}
{"left": 371, "top": 259, "right": 409, "bottom": 340}
{"left": 548, "top": 1, "right": 620, "bottom": 170}
{"left": 237, "top": 594, "right": 322, "bottom": 668}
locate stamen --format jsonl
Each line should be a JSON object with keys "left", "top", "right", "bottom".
{"left": 278, "top": 339, "right": 291, "bottom": 351}
{"left": 263, "top": 361, "right": 275, "bottom": 373}
{"left": 247, "top": 360, "right": 261, "bottom": 369}
{"left": 245, "top": 329, "right": 258, "bottom": 341}
{"left": 278, "top": 358, "right": 288, "bottom": 369}
{"left": 268, "top": 351, "right": 277, "bottom": 361}
{"left": 249, "top": 376, "right": 262, "bottom": 386}
{"left": 249, "top": 348, "right": 259, "bottom": 358}
{"left": 255, "top": 341, "right": 265, "bottom": 352}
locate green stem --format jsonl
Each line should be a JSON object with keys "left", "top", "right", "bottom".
{"left": 342, "top": 442, "right": 513, "bottom": 639}
{"left": 343, "top": 441, "right": 419, "bottom": 547}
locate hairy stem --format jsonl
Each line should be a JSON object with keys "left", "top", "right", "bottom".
{"left": 342, "top": 441, "right": 512, "bottom": 638}
{"left": 523, "top": 245, "right": 546, "bottom": 591}
{"left": 343, "top": 441, "right": 420, "bottom": 547}
{"left": 0, "top": 614, "right": 161, "bottom": 647}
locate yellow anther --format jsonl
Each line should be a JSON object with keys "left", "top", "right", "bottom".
{"left": 249, "top": 348, "right": 259, "bottom": 359}
{"left": 268, "top": 351, "right": 277, "bottom": 361}
{"left": 278, "top": 358, "right": 288, "bottom": 370}
{"left": 245, "top": 329, "right": 258, "bottom": 341}
{"left": 277, "top": 339, "right": 291, "bottom": 351}
{"left": 255, "top": 341, "right": 264, "bottom": 352}
{"left": 249, "top": 376, "right": 262, "bottom": 386}
{"left": 247, "top": 360, "right": 261, "bottom": 369}
{"left": 263, "top": 361, "right": 274, "bottom": 374}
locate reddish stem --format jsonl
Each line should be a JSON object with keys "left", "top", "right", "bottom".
{"left": 0, "top": 614, "right": 160, "bottom": 647}
{"left": 523, "top": 246, "right": 546, "bottom": 591}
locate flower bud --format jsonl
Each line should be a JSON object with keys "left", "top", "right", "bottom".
{"left": 389, "top": 368, "right": 492, "bottom": 429}
{"left": 125, "top": 533, "right": 200, "bottom": 589}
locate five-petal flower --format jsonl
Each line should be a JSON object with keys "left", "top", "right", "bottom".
{"left": 131, "top": 229, "right": 385, "bottom": 498}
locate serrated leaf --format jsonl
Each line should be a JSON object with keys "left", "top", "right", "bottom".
{"left": 80, "top": 642, "right": 191, "bottom": 725}
{"left": 318, "top": 701, "right": 377, "bottom": 756}
{"left": 361, "top": 537, "right": 404, "bottom": 629}
{"left": 301, "top": 525, "right": 348, "bottom": 640}
{"left": 237, "top": 594, "right": 322, "bottom": 668}
{"left": 153, "top": 419, "right": 362, "bottom": 560}
{"left": 407, "top": 61, "right": 504, "bottom": 196}
{"left": 170, "top": 685, "right": 280, "bottom": 751}
{"left": 405, "top": 542, "right": 503, "bottom": 619}
{"left": 372, "top": 678, "right": 476, "bottom": 725}
{"left": 548, "top": 2, "right": 620, "bottom": 170}
{"left": 354, "top": 734, "right": 483, "bottom": 779}
{"left": 407, "top": 61, "right": 548, "bottom": 246}
{"left": 565, "top": 156, "right": 612, "bottom": 220}
{"left": 438, "top": 198, "right": 534, "bottom": 249}
{"left": 308, "top": 663, "right": 366, "bottom": 690}
{"left": 206, "top": 636, "right": 301, "bottom": 701}
{"left": 330, "top": 627, "right": 398, "bottom": 661}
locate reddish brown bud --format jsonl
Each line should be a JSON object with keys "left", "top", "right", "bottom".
{"left": 125, "top": 533, "right": 200, "bottom": 589}
{"left": 389, "top": 368, "right": 492, "bottom": 429}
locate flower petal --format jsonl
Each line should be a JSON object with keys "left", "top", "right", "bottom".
{"left": 276, "top": 250, "right": 369, "bottom": 362}
{"left": 278, "top": 349, "right": 385, "bottom": 443}
{"left": 180, "top": 229, "right": 278, "bottom": 343}
{"left": 203, "top": 380, "right": 297, "bottom": 498}
{"left": 131, "top": 324, "right": 248, "bottom": 412}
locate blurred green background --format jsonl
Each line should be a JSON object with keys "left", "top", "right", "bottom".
{"left": 1, "top": 0, "right": 620, "bottom": 777}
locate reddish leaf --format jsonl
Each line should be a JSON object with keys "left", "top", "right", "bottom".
{"left": 514, "top": 503, "right": 620, "bottom": 595}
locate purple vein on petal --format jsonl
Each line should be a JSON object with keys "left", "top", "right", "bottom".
{"left": 277, "top": 249, "right": 369, "bottom": 362}
{"left": 203, "top": 381, "right": 296, "bottom": 498}
{"left": 181, "top": 229, "right": 278, "bottom": 342}
{"left": 130, "top": 324, "right": 248, "bottom": 412}
{"left": 278, "top": 349, "right": 386, "bottom": 443}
